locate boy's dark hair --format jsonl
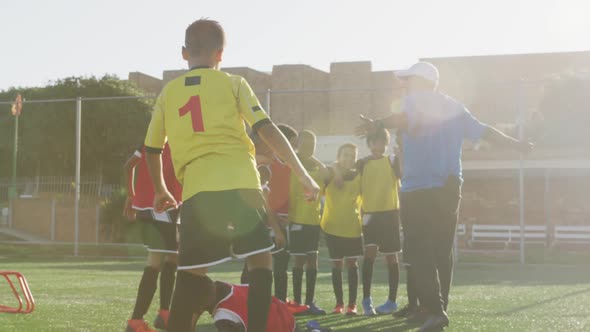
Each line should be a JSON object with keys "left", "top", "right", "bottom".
{"left": 366, "top": 127, "right": 390, "bottom": 145}
{"left": 277, "top": 124, "right": 298, "bottom": 141}
{"left": 337, "top": 143, "right": 357, "bottom": 158}
{"left": 185, "top": 19, "right": 225, "bottom": 57}
{"left": 250, "top": 123, "right": 297, "bottom": 143}
{"left": 298, "top": 130, "right": 317, "bottom": 158}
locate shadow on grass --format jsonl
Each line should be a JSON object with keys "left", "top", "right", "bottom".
{"left": 294, "top": 314, "right": 421, "bottom": 332}
{"left": 199, "top": 316, "right": 421, "bottom": 332}
{"left": 495, "top": 287, "right": 590, "bottom": 316}
{"left": 4, "top": 256, "right": 590, "bottom": 287}
{"left": 0, "top": 257, "right": 248, "bottom": 274}
{"left": 452, "top": 264, "right": 590, "bottom": 286}
{"left": 0, "top": 257, "right": 146, "bottom": 272}
{"left": 0, "top": 256, "right": 139, "bottom": 264}
{"left": 336, "top": 320, "right": 419, "bottom": 332}
{"left": 193, "top": 323, "right": 218, "bottom": 332}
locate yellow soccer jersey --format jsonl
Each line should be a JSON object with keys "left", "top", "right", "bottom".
{"left": 321, "top": 171, "right": 362, "bottom": 238}
{"left": 288, "top": 166, "right": 323, "bottom": 226}
{"left": 359, "top": 155, "right": 401, "bottom": 213}
{"left": 144, "top": 67, "right": 270, "bottom": 200}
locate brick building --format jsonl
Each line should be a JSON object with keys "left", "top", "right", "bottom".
{"left": 124, "top": 52, "right": 590, "bottom": 231}
{"left": 128, "top": 61, "right": 402, "bottom": 135}
{"left": 5, "top": 52, "right": 589, "bottom": 244}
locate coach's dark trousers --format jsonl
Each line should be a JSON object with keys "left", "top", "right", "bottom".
{"left": 400, "top": 176, "right": 461, "bottom": 314}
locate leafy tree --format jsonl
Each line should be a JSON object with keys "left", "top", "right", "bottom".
{"left": 0, "top": 75, "right": 153, "bottom": 183}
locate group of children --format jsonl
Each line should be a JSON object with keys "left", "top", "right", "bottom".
{"left": 253, "top": 126, "right": 404, "bottom": 318}
{"left": 122, "top": 18, "right": 407, "bottom": 332}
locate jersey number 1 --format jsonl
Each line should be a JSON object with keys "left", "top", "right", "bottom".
{"left": 179, "top": 95, "right": 204, "bottom": 132}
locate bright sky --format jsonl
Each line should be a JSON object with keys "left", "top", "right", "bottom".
{"left": 1, "top": 0, "right": 589, "bottom": 91}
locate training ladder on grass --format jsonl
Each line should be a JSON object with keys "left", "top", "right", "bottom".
{"left": 0, "top": 271, "right": 35, "bottom": 314}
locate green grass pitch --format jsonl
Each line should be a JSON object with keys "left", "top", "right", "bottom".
{"left": 1, "top": 257, "right": 590, "bottom": 331}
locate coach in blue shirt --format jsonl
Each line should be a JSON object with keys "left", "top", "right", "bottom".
{"left": 356, "top": 62, "right": 532, "bottom": 332}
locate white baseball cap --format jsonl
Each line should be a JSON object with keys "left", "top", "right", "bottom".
{"left": 395, "top": 61, "right": 439, "bottom": 85}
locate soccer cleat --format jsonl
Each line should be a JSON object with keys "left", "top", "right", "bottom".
{"left": 361, "top": 297, "right": 377, "bottom": 316}
{"left": 304, "top": 302, "right": 327, "bottom": 315}
{"left": 332, "top": 303, "right": 345, "bottom": 314}
{"left": 125, "top": 319, "right": 156, "bottom": 332}
{"left": 392, "top": 304, "right": 418, "bottom": 319}
{"left": 153, "top": 309, "right": 169, "bottom": 330}
{"left": 287, "top": 301, "right": 310, "bottom": 315}
{"left": 376, "top": 299, "right": 398, "bottom": 315}
{"left": 418, "top": 312, "right": 449, "bottom": 332}
{"left": 345, "top": 304, "right": 358, "bottom": 316}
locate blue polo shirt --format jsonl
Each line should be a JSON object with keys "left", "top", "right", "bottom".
{"left": 400, "top": 91, "right": 486, "bottom": 192}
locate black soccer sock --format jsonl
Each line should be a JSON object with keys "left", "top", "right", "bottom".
{"left": 292, "top": 267, "right": 304, "bottom": 304}
{"left": 247, "top": 268, "right": 273, "bottom": 332}
{"left": 362, "top": 258, "right": 375, "bottom": 299}
{"left": 305, "top": 268, "right": 318, "bottom": 305}
{"left": 388, "top": 261, "right": 400, "bottom": 303}
{"left": 167, "top": 272, "right": 213, "bottom": 332}
{"left": 240, "top": 261, "right": 250, "bottom": 284}
{"left": 348, "top": 266, "right": 359, "bottom": 305}
{"left": 331, "top": 267, "right": 344, "bottom": 305}
{"left": 160, "top": 261, "right": 176, "bottom": 310}
{"left": 131, "top": 266, "right": 159, "bottom": 319}
{"left": 406, "top": 265, "right": 418, "bottom": 308}
{"left": 273, "top": 250, "right": 290, "bottom": 302}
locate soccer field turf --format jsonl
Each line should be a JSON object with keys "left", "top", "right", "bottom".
{"left": 1, "top": 257, "right": 589, "bottom": 332}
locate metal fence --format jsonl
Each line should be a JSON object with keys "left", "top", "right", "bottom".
{"left": 0, "top": 176, "right": 120, "bottom": 202}
{"left": 0, "top": 84, "right": 589, "bottom": 262}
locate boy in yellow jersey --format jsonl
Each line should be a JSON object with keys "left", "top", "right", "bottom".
{"left": 288, "top": 130, "right": 328, "bottom": 315}
{"left": 358, "top": 128, "right": 402, "bottom": 316}
{"left": 321, "top": 143, "right": 364, "bottom": 316}
{"left": 143, "top": 19, "right": 320, "bottom": 332}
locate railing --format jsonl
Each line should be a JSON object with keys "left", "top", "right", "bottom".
{"left": 0, "top": 176, "right": 120, "bottom": 202}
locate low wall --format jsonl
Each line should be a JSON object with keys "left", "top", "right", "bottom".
{"left": 11, "top": 196, "right": 102, "bottom": 243}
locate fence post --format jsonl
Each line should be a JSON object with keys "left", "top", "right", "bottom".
{"left": 453, "top": 233, "right": 459, "bottom": 263}
{"left": 35, "top": 173, "right": 40, "bottom": 196}
{"left": 95, "top": 204, "right": 100, "bottom": 244}
{"left": 51, "top": 199, "right": 56, "bottom": 241}
{"left": 74, "top": 97, "right": 82, "bottom": 257}
{"left": 544, "top": 168, "right": 551, "bottom": 247}
{"left": 97, "top": 174, "right": 103, "bottom": 197}
{"left": 518, "top": 80, "right": 526, "bottom": 265}
{"left": 8, "top": 199, "right": 13, "bottom": 229}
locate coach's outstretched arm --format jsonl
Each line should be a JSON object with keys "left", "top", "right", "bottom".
{"left": 356, "top": 113, "right": 533, "bottom": 154}
{"left": 256, "top": 122, "right": 321, "bottom": 201}
{"left": 355, "top": 113, "right": 408, "bottom": 137}
{"left": 481, "top": 125, "right": 533, "bottom": 153}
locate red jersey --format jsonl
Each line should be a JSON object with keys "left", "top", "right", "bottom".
{"left": 213, "top": 283, "right": 295, "bottom": 332}
{"left": 132, "top": 144, "right": 182, "bottom": 211}
{"left": 267, "top": 160, "right": 290, "bottom": 215}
